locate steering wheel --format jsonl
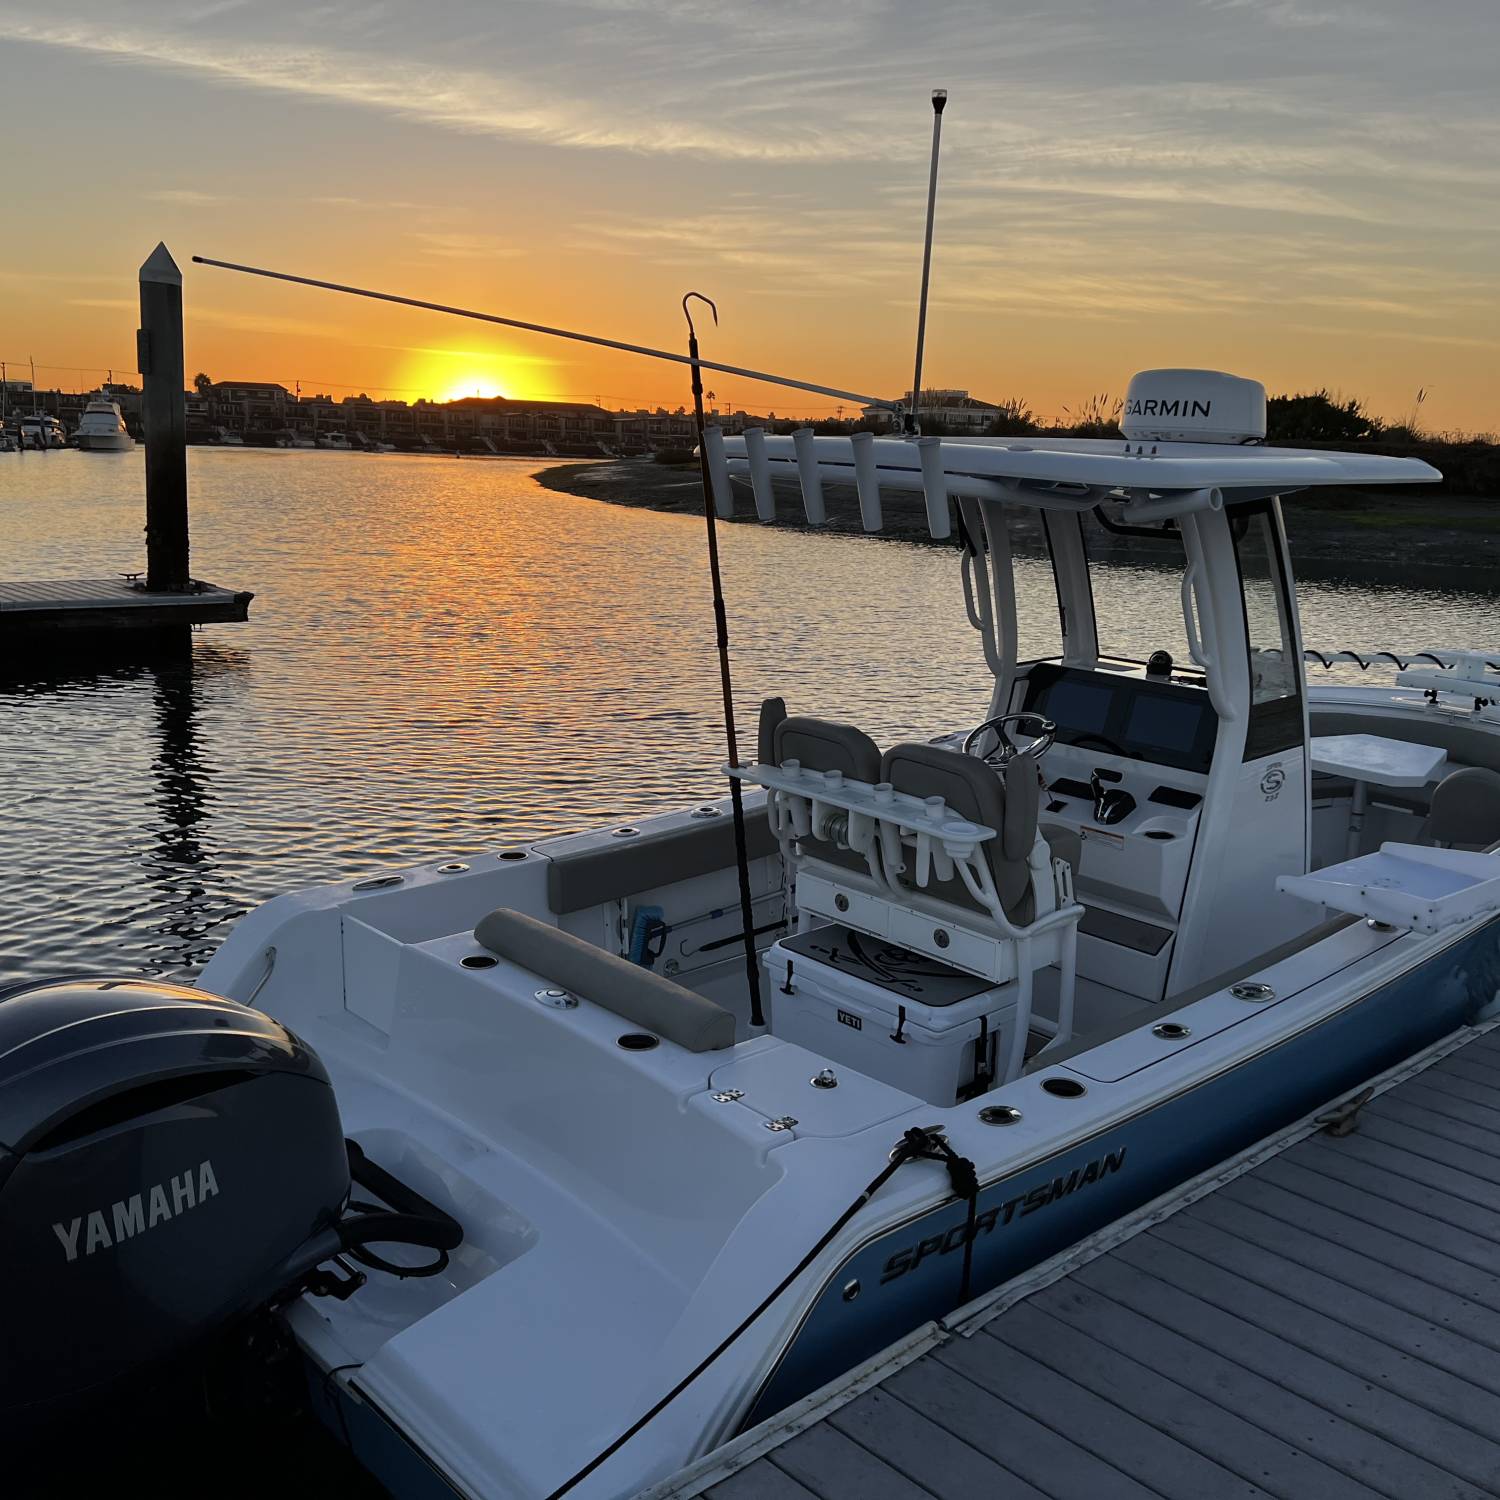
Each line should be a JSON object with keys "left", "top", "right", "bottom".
{"left": 962, "top": 712, "right": 1057, "bottom": 767}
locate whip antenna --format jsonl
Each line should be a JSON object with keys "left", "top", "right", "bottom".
{"left": 906, "top": 88, "right": 948, "bottom": 436}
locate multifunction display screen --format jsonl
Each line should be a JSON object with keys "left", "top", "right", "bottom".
{"left": 1022, "top": 664, "right": 1218, "bottom": 773}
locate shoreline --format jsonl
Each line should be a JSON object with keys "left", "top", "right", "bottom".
{"left": 536, "top": 458, "right": 1500, "bottom": 580}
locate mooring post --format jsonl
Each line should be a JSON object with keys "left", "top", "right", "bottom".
{"left": 138, "top": 243, "right": 190, "bottom": 592}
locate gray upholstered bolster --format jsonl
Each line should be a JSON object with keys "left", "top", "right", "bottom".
{"left": 544, "top": 809, "right": 779, "bottom": 914}
{"left": 472, "top": 908, "right": 737, "bottom": 1052}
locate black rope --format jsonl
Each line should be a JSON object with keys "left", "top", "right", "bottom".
{"left": 542, "top": 1126, "right": 972, "bottom": 1500}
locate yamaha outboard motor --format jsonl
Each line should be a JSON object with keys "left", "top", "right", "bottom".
{"left": 0, "top": 976, "right": 450, "bottom": 1429}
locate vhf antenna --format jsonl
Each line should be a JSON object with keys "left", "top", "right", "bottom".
{"left": 906, "top": 88, "right": 948, "bottom": 436}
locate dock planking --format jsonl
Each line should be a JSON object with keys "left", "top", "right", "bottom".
{"left": 652, "top": 1021, "right": 1500, "bottom": 1500}
{"left": 0, "top": 577, "right": 252, "bottom": 639}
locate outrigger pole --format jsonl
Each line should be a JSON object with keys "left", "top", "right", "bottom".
{"left": 906, "top": 88, "right": 948, "bottom": 436}
{"left": 190, "top": 257, "right": 901, "bottom": 417}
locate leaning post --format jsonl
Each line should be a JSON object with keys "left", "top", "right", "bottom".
{"left": 138, "top": 243, "right": 191, "bottom": 592}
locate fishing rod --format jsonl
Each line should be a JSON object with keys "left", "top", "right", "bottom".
{"left": 190, "top": 257, "right": 900, "bottom": 417}
{"left": 683, "top": 292, "right": 764, "bottom": 1029}
{"left": 906, "top": 88, "right": 948, "bottom": 436}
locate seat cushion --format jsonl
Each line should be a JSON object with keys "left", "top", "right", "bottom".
{"left": 757, "top": 697, "right": 787, "bottom": 765}
{"left": 774, "top": 716, "right": 882, "bottom": 781}
{"left": 1429, "top": 766, "right": 1500, "bottom": 850}
{"left": 880, "top": 744, "right": 1039, "bottom": 923}
{"left": 1041, "top": 823, "right": 1082, "bottom": 874}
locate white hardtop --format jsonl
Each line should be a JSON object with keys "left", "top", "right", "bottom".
{"left": 710, "top": 369, "right": 1441, "bottom": 542}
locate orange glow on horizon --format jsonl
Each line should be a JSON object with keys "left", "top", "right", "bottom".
{"left": 437, "top": 376, "right": 511, "bottom": 402}
{"left": 394, "top": 343, "right": 547, "bottom": 405}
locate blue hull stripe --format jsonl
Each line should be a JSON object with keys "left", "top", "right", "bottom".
{"left": 747, "top": 919, "right": 1500, "bottom": 1424}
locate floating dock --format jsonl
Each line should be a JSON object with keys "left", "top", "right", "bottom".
{"left": 655, "top": 1019, "right": 1500, "bottom": 1500}
{"left": 0, "top": 577, "right": 253, "bottom": 641}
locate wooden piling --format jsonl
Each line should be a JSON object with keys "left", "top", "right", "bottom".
{"left": 3, "top": 243, "right": 252, "bottom": 655}
{"left": 138, "top": 243, "right": 190, "bottom": 592}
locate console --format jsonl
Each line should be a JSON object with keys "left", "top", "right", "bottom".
{"left": 1017, "top": 664, "right": 1220, "bottom": 1001}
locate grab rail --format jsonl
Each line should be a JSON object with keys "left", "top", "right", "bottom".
{"left": 1292, "top": 646, "right": 1500, "bottom": 673}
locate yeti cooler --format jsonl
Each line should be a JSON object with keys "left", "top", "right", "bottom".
{"left": 766, "top": 926, "right": 1020, "bottom": 1105}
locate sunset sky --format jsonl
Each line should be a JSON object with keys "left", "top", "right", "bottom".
{"left": 1, "top": 0, "right": 1495, "bottom": 430}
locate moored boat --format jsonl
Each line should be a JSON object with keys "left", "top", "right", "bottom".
{"left": 72, "top": 394, "right": 133, "bottom": 451}
{"left": 17, "top": 412, "right": 66, "bottom": 449}
{"left": 8, "top": 367, "right": 1497, "bottom": 1500}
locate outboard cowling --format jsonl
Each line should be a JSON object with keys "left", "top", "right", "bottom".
{"left": 0, "top": 977, "right": 350, "bottom": 1423}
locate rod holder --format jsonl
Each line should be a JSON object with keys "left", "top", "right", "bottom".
{"left": 792, "top": 428, "right": 826, "bottom": 525}
{"left": 702, "top": 426, "right": 734, "bottom": 519}
{"left": 850, "top": 430, "right": 883, "bottom": 532}
{"left": 744, "top": 427, "right": 775, "bottom": 521}
{"left": 916, "top": 436, "right": 952, "bottom": 540}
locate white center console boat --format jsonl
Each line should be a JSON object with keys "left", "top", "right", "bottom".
{"left": 7, "top": 369, "right": 1500, "bottom": 1500}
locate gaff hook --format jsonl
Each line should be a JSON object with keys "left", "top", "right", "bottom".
{"left": 682, "top": 291, "right": 718, "bottom": 343}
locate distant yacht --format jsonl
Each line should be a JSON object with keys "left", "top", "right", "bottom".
{"left": 73, "top": 394, "right": 133, "bottom": 451}
{"left": 18, "top": 413, "right": 67, "bottom": 449}
{"left": 213, "top": 426, "right": 244, "bottom": 446}
{"left": 315, "top": 431, "right": 351, "bottom": 450}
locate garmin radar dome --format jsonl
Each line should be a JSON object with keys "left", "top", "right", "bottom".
{"left": 1122, "top": 369, "right": 1267, "bottom": 445}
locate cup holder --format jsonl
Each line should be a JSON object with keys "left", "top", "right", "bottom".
{"left": 1039, "top": 1076, "right": 1086, "bottom": 1099}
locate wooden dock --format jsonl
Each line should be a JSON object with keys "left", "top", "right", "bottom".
{"left": 0, "top": 577, "right": 253, "bottom": 639}
{"left": 654, "top": 1019, "right": 1500, "bottom": 1500}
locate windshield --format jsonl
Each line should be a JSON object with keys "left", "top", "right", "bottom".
{"left": 1084, "top": 507, "right": 1195, "bottom": 670}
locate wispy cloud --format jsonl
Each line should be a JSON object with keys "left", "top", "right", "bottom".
{"left": 0, "top": 13, "right": 889, "bottom": 162}
{"left": 147, "top": 187, "right": 230, "bottom": 206}
{"left": 406, "top": 231, "right": 523, "bottom": 260}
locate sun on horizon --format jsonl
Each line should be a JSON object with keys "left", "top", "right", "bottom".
{"left": 438, "top": 376, "right": 511, "bottom": 403}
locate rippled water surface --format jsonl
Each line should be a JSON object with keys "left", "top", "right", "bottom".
{"left": 4, "top": 449, "right": 1494, "bottom": 985}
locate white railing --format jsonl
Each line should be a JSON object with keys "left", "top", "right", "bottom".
{"left": 1295, "top": 646, "right": 1500, "bottom": 673}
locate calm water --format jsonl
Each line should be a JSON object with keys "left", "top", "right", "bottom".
{"left": 3, "top": 449, "right": 1494, "bottom": 986}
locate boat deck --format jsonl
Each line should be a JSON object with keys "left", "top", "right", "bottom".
{"left": 655, "top": 1020, "right": 1500, "bottom": 1500}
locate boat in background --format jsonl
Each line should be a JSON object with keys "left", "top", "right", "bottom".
{"left": 72, "top": 394, "right": 133, "bottom": 451}
{"left": 315, "top": 431, "right": 352, "bottom": 450}
{"left": 17, "top": 412, "right": 66, "bottom": 449}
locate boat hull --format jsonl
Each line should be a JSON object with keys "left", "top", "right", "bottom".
{"left": 75, "top": 434, "right": 133, "bottom": 451}
{"left": 298, "top": 913, "right": 1500, "bottom": 1499}
{"left": 748, "top": 912, "right": 1500, "bottom": 1422}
